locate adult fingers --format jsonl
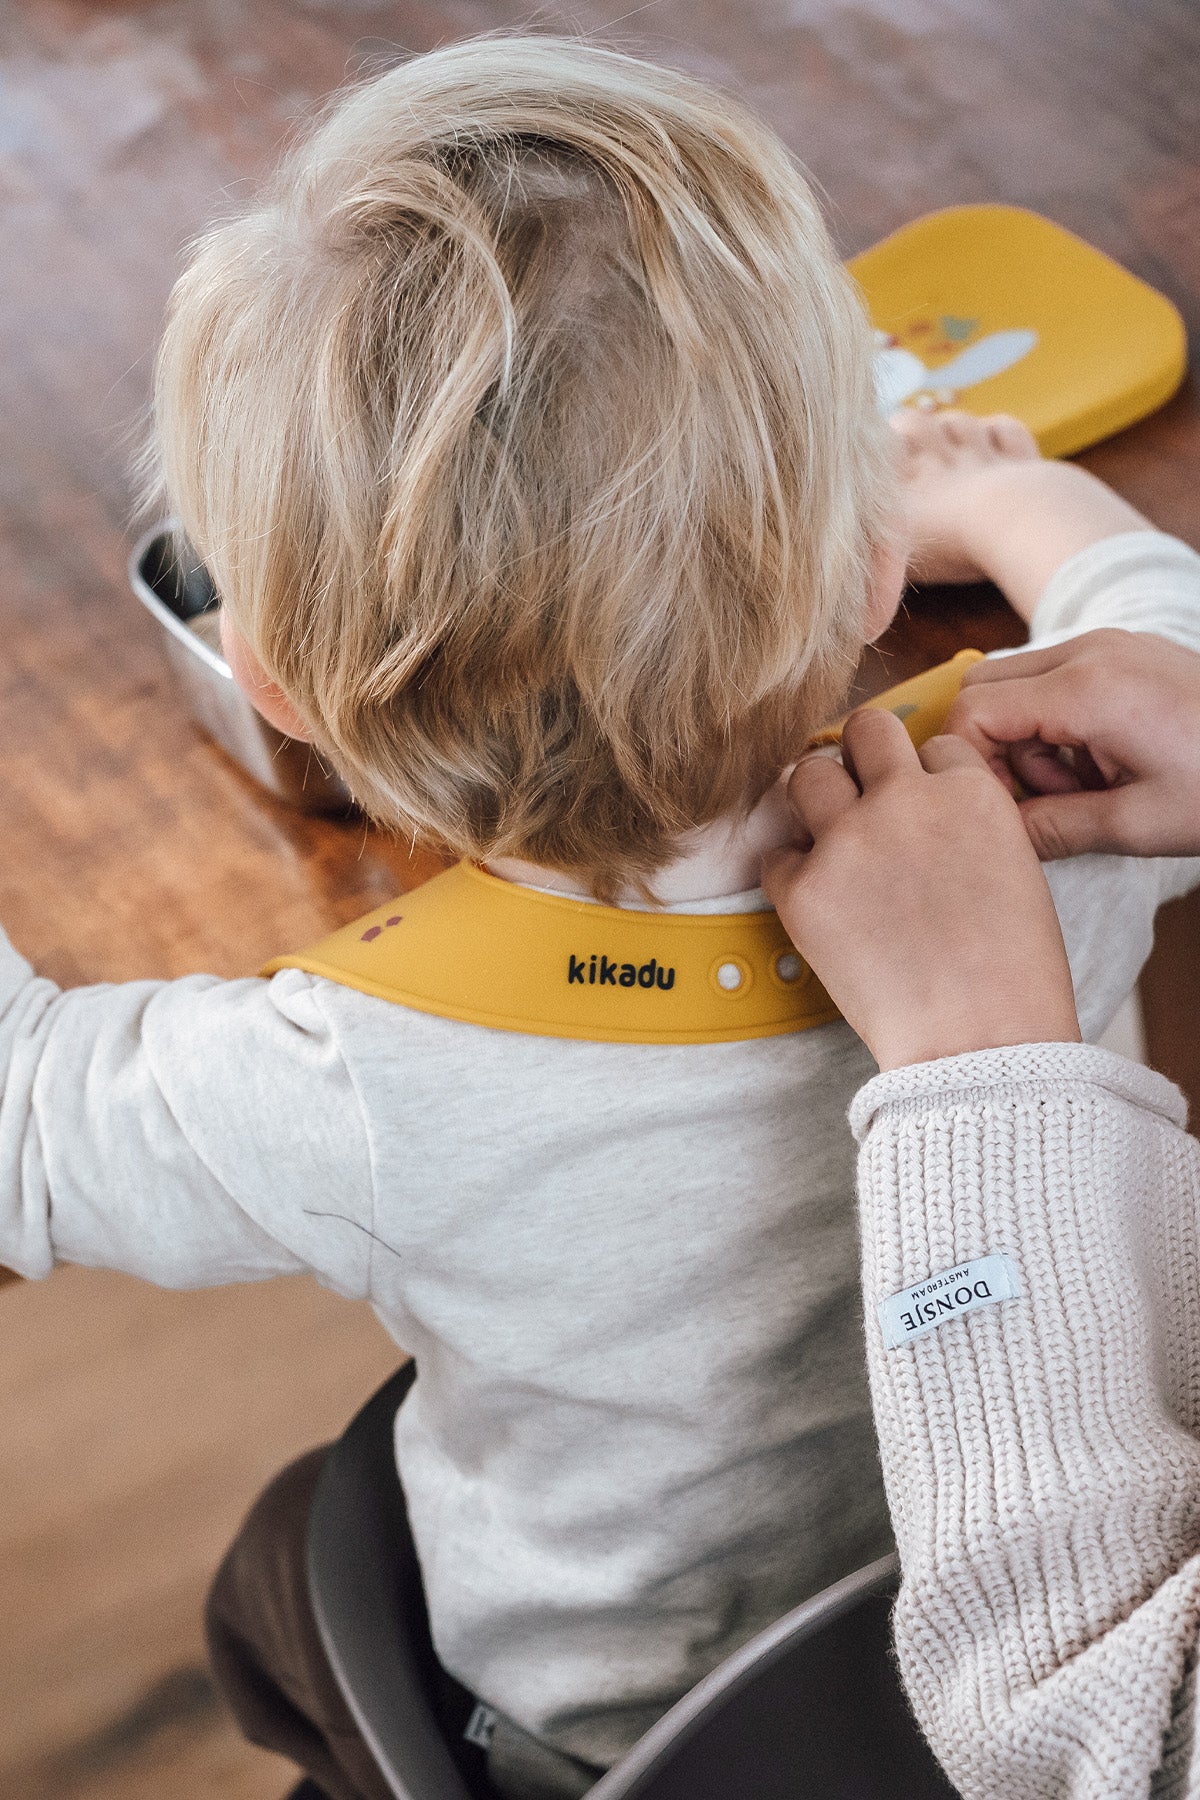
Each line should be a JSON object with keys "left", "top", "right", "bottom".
{"left": 840, "top": 705, "right": 923, "bottom": 786}
{"left": 1008, "top": 738, "right": 1085, "bottom": 795}
{"left": 1018, "top": 790, "right": 1127, "bottom": 860}
{"left": 760, "top": 842, "right": 809, "bottom": 909}
{"left": 946, "top": 674, "right": 1082, "bottom": 760}
{"left": 958, "top": 642, "right": 1075, "bottom": 689}
{"left": 787, "top": 752, "right": 860, "bottom": 840}
{"left": 918, "top": 733, "right": 991, "bottom": 774}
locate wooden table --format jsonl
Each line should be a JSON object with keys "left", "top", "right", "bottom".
{"left": 0, "top": 3, "right": 1197, "bottom": 1794}
{"left": 1, "top": 0, "right": 1196, "bottom": 1059}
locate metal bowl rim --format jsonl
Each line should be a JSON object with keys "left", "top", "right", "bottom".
{"left": 129, "top": 519, "right": 232, "bottom": 682}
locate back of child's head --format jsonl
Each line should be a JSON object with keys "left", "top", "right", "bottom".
{"left": 154, "top": 35, "right": 891, "bottom": 898}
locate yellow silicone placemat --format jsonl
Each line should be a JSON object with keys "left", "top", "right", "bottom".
{"left": 849, "top": 204, "right": 1186, "bottom": 456}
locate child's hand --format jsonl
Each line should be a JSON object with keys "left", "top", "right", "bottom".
{"left": 894, "top": 408, "right": 1150, "bottom": 622}
{"left": 896, "top": 407, "right": 1042, "bottom": 585}
{"left": 761, "top": 708, "right": 1081, "bottom": 1071}
{"left": 949, "top": 628, "right": 1200, "bottom": 859}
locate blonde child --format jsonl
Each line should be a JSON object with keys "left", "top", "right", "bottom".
{"left": 6, "top": 35, "right": 1200, "bottom": 1800}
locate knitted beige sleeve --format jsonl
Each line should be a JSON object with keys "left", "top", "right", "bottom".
{"left": 850, "top": 1044, "right": 1200, "bottom": 1800}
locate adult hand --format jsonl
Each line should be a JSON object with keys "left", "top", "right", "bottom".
{"left": 948, "top": 628, "right": 1200, "bottom": 859}
{"left": 762, "top": 709, "right": 1080, "bottom": 1070}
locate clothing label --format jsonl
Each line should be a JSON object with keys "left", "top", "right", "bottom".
{"left": 464, "top": 1702, "right": 499, "bottom": 1750}
{"left": 879, "top": 1254, "right": 1020, "bottom": 1348}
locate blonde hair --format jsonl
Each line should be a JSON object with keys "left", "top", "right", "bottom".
{"left": 153, "top": 35, "right": 892, "bottom": 898}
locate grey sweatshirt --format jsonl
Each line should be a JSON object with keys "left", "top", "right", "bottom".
{"left": 2, "top": 531, "right": 1200, "bottom": 1770}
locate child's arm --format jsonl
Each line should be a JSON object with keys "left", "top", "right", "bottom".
{"left": 898, "top": 410, "right": 1200, "bottom": 653}
{"left": 896, "top": 408, "right": 1151, "bottom": 621}
{"left": 0, "top": 948, "right": 373, "bottom": 1297}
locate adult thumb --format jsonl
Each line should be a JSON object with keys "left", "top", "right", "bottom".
{"left": 760, "top": 843, "right": 809, "bottom": 905}
{"left": 1018, "top": 789, "right": 1126, "bottom": 860}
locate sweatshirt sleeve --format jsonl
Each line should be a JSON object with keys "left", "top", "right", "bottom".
{"left": 851, "top": 1043, "right": 1200, "bottom": 1800}
{"left": 0, "top": 934, "right": 374, "bottom": 1300}
{"left": 1021, "top": 529, "right": 1200, "bottom": 656}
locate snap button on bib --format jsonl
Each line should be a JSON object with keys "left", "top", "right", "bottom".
{"left": 774, "top": 951, "right": 802, "bottom": 985}
{"left": 711, "top": 956, "right": 752, "bottom": 997}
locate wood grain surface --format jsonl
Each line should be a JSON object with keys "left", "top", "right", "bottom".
{"left": 0, "top": 2, "right": 1196, "bottom": 1796}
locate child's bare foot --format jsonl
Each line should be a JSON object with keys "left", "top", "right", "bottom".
{"left": 892, "top": 407, "right": 1151, "bottom": 623}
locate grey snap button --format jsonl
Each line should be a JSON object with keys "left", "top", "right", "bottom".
{"left": 775, "top": 952, "right": 802, "bottom": 984}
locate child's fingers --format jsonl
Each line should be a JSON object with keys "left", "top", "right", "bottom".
{"left": 917, "top": 733, "right": 991, "bottom": 775}
{"left": 985, "top": 414, "right": 1039, "bottom": 458}
{"left": 889, "top": 408, "right": 935, "bottom": 449}
{"left": 840, "top": 705, "right": 922, "bottom": 786}
{"left": 787, "top": 752, "right": 860, "bottom": 838}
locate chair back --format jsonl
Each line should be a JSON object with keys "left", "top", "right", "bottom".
{"left": 309, "top": 1367, "right": 958, "bottom": 1799}
{"left": 588, "top": 1555, "right": 957, "bottom": 1799}
{"left": 307, "top": 1362, "right": 479, "bottom": 1800}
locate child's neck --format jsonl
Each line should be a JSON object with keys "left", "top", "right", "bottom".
{"left": 488, "top": 776, "right": 794, "bottom": 907}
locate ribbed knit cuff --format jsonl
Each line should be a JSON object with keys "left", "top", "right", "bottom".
{"left": 849, "top": 1041, "right": 1187, "bottom": 1143}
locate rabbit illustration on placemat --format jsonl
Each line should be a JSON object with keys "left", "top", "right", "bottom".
{"left": 873, "top": 324, "right": 1038, "bottom": 413}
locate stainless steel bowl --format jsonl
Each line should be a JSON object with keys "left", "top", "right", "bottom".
{"left": 130, "top": 524, "right": 353, "bottom": 815}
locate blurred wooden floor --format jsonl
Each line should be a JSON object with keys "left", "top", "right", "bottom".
{"left": 0, "top": 1269, "right": 398, "bottom": 1800}
{"left": 0, "top": 1, "right": 1198, "bottom": 1796}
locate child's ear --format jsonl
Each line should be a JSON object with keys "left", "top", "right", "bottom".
{"left": 220, "top": 615, "right": 315, "bottom": 743}
{"left": 863, "top": 537, "right": 908, "bottom": 643}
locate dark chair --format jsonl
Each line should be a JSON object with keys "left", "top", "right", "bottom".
{"left": 307, "top": 1367, "right": 958, "bottom": 1799}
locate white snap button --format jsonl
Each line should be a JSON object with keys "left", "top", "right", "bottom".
{"left": 775, "top": 952, "right": 802, "bottom": 984}
{"left": 716, "top": 961, "right": 743, "bottom": 991}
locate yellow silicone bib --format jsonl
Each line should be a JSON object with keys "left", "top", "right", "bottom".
{"left": 265, "top": 652, "right": 983, "bottom": 1043}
